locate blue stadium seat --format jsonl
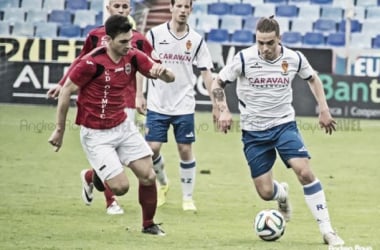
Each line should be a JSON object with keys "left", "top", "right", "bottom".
{"left": 265, "top": 0, "right": 287, "bottom": 4}
{"left": 231, "top": 29, "right": 254, "bottom": 44}
{"left": 253, "top": 4, "right": 276, "bottom": 17}
{"left": 281, "top": 31, "right": 302, "bottom": 47}
{"left": 276, "top": 5, "right": 298, "bottom": 18}
{"left": 82, "top": 24, "right": 98, "bottom": 37}
{"left": 207, "top": 28, "right": 229, "bottom": 43}
{"left": 291, "top": 18, "right": 314, "bottom": 34}
{"left": 288, "top": 0, "right": 310, "bottom": 5}
{"left": 326, "top": 32, "right": 345, "bottom": 47}
{"left": 42, "top": 0, "right": 65, "bottom": 10}
{"left": 361, "top": 19, "right": 379, "bottom": 37}
{"left": 298, "top": 5, "right": 320, "bottom": 21}
{"left": 197, "top": 14, "right": 219, "bottom": 33}
{"left": 95, "top": 11, "right": 103, "bottom": 25}
{"left": 0, "top": 0, "right": 19, "bottom": 9}
{"left": 192, "top": 2, "right": 208, "bottom": 15}
{"left": 356, "top": 0, "right": 378, "bottom": 7}
{"left": 66, "top": 0, "right": 89, "bottom": 11}
{"left": 2, "top": 8, "right": 25, "bottom": 23}
{"left": 0, "top": 21, "right": 10, "bottom": 35}
{"left": 338, "top": 19, "right": 361, "bottom": 33}
{"left": 220, "top": 15, "right": 243, "bottom": 33}
{"left": 208, "top": 2, "right": 230, "bottom": 16}
{"left": 373, "top": 35, "right": 380, "bottom": 48}
{"left": 89, "top": 0, "right": 104, "bottom": 12}
{"left": 303, "top": 32, "right": 325, "bottom": 47}
{"left": 48, "top": 10, "right": 72, "bottom": 25}
{"left": 59, "top": 24, "right": 82, "bottom": 38}
{"left": 320, "top": 6, "right": 344, "bottom": 22}
{"left": 35, "top": 22, "right": 58, "bottom": 38}
{"left": 313, "top": 19, "right": 337, "bottom": 34}
{"left": 242, "top": 0, "right": 264, "bottom": 4}
{"left": 12, "top": 21, "right": 34, "bottom": 37}
{"left": 350, "top": 33, "right": 373, "bottom": 49}
{"left": 231, "top": 3, "right": 253, "bottom": 16}
{"left": 310, "top": 0, "right": 333, "bottom": 4}
{"left": 74, "top": 10, "right": 97, "bottom": 28}
{"left": 366, "top": 6, "right": 380, "bottom": 19}
{"left": 26, "top": 9, "right": 49, "bottom": 23}
{"left": 243, "top": 16, "right": 259, "bottom": 31}
{"left": 20, "top": 0, "right": 42, "bottom": 10}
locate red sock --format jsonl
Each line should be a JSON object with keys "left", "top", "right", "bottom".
{"left": 139, "top": 182, "right": 157, "bottom": 228}
{"left": 84, "top": 169, "right": 93, "bottom": 184}
{"left": 104, "top": 183, "right": 116, "bottom": 208}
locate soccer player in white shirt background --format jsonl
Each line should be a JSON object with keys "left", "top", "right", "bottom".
{"left": 211, "top": 16, "right": 345, "bottom": 246}
{"left": 141, "top": 0, "right": 214, "bottom": 211}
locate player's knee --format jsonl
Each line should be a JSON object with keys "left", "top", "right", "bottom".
{"left": 296, "top": 168, "right": 315, "bottom": 185}
{"left": 112, "top": 183, "right": 129, "bottom": 196}
{"left": 257, "top": 187, "right": 274, "bottom": 201}
{"left": 139, "top": 170, "right": 156, "bottom": 185}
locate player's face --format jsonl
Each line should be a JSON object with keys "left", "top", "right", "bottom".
{"left": 170, "top": 0, "right": 192, "bottom": 25}
{"left": 256, "top": 31, "right": 280, "bottom": 61}
{"left": 109, "top": 31, "right": 133, "bottom": 56}
{"left": 107, "top": 0, "right": 131, "bottom": 17}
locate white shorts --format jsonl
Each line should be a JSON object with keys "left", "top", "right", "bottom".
{"left": 80, "top": 119, "right": 153, "bottom": 182}
{"left": 125, "top": 108, "right": 136, "bottom": 123}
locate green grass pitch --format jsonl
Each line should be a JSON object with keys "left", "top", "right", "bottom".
{"left": 0, "top": 103, "right": 379, "bottom": 250}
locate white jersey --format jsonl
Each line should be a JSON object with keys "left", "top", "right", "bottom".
{"left": 146, "top": 22, "right": 213, "bottom": 115}
{"left": 219, "top": 45, "right": 315, "bottom": 131}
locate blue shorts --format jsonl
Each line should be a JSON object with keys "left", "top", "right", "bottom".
{"left": 145, "top": 110, "right": 195, "bottom": 144}
{"left": 242, "top": 121, "right": 310, "bottom": 178}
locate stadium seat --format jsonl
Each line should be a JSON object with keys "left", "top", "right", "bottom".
{"left": 313, "top": 19, "right": 337, "bottom": 34}
{"left": 2, "top": 8, "right": 25, "bottom": 23}
{"left": 192, "top": 2, "right": 208, "bottom": 15}
{"left": 253, "top": 4, "right": 276, "bottom": 17}
{"left": 0, "top": 0, "right": 19, "bottom": 9}
{"left": 291, "top": 18, "right": 314, "bottom": 34}
{"left": 26, "top": 9, "right": 49, "bottom": 23}
{"left": 42, "top": 0, "right": 65, "bottom": 11}
{"left": 48, "top": 10, "right": 72, "bottom": 25}
{"left": 326, "top": 32, "right": 345, "bottom": 47}
{"left": 373, "top": 35, "right": 380, "bottom": 48}
{"left": 265, "top": 0, "right": 287, "bottom": 4}
{"left": 197, "top": 14, "right": 219, "bottom": 33}
{"left": 242, "top": 0, "right": 264, "bottom": 5}
{"left": 276, "top": 5, "right": 299, "bottom": 18}
{"left": 350, "top": 33, "right": 373, "bottom": 49}
{"left": 281, "top": 31, "right": 302, "bottom": 47}
{"left": 220, "top": 15, "right": 243, "bottom": 33}
{"left": 82, "top": 24, "right": 98, "bottom": 37}
{"left": 73, "top": 10, "right": 97, "bottom": 28}
{"left": 276, "top": 17, "right": 290, "bottom": 33}
{"left": 221, "top": 0, "right": 241, "bottom": 3}
{"left": 361, "top": 19, "right": 379, "bottom": 37}
{"left": 231, "top": 29, "right": 254, "bottom": 44}
{"left": 243, "top": 16, "right": 259, "bottom": 31}
{"left": 188, "top": 15, "right": 197, "bottom": 28}
{"left": 352, "top": 6, "right": 366, "bottom": 21}
{"left": 95, "top": 11, "right": 103, "bottom": 25}
{"left": 207, "top": 28, "right": 229, "bottom": 43}
{"left": 320, "top": 6, "right": 344, "bottom": 22}
{"left": 0, "top": 21, "right": 10, "bottom": 35}
{"left": 35, "top": 22, "right": 58, "bottom": 38}
{"left": 298, "top": 5, "right": 320, "bottom": 21}
{"left": 208, "top": 2, "right": 230, "bottom": 16}
{"left": 59, "top": 24, "right": 82, "bottom": 38}
{"left": 338, "top": 19, "right": 361, "bottom": 33}
{"left": 356, "top": 0, "right": 378, "bottom": 7}
{"left": 288, "top": 0, "right": 310, "bottom": 5}
{"left": 20, "top": 0, "right": 43, "bottom": 10}
{"left": 89, "top": 0, "right": 104, "bottom": 12}
{"left": 66, "top": 0, "right": 89, "bottom": 11}
{"left": 303, "top": 32, "right": 325, "bottom": 47}
{"left": 231, "top": 3, "right": 253, "bottom": 16}
{"left": 332, "top": 0, "right": 354, "bottom": 7}
{"left": 12, "top": 21, "right": 34, "bottom": 37}
{"left": 366, "top": 6, "right": 380, "bottom": 19}
{"left": 310, "top": 0, "right": 333, "bottom": 4}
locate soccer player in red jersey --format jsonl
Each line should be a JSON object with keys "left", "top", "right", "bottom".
{"left": 48, "top": 15, "right": 174, "bottom": 235}
{"left": 47, "top": 0, "right": 154, "bottom": 215}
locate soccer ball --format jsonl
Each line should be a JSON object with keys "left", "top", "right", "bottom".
{"left": 254, "top": 209, "right": 286, "bottom": 241}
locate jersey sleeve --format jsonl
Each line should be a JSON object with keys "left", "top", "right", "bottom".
{"left": 296, "top": 51, "right": 315, "bottom": 80}
{"left": 194, "top": 39, "right": 213, "bottom": 70}
{"left": 134, "top": 50, "right": 155, "bottom": 78}
{"left": 218, "top": 52, "right": 243, "bottom": 83}
{"left": 132, "top": 31, "right": 160, "bottom": 63}
{"left": 68, "top": 59, "right": 98, "bottom": 88}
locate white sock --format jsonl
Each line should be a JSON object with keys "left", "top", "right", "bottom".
{"left": 272, "top": 180, "right": 287, "bottom": 202}
{"left": 152, "top": 155, "right": 168, "bottom": 186}
{"left": 180, "top": 159, "right": 196, "bottom": 201}
{"left": 303, "top": 179, "right": 334, "bottom": 235}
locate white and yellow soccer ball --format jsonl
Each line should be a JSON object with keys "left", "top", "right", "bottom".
{"left": 254, "top": 209, "right": 286, "bottom": 241}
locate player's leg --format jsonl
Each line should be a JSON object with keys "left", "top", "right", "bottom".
{"left": 173, "top": 114, "right": 197, "bottom": 211}
{"left": 145, "top": 110, "right": 170, "bottom": 206}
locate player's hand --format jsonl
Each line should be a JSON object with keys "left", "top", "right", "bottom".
{"left": 48, "top": 129, "right": 64, "bottom": 152}
{"left": 217, "top": 111, "right": 233, "bottom": 134}
{"left": 46, "top": 85, "right": 62, "bottom": 99}
{"left": 149, "top": 64, "right": 167, "bottom": 78}
{"left": 212, "top": 105, "right": 219, "bottom": 124}
{"left": 319, "top": 109, "right": 336, "bottom": 135}
{"left": 136, "top": 95, "right": 147, "bottom": 115}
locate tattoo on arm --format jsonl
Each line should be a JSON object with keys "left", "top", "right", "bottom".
{"left": 212, "top": 88, "right": 225, "bottom": 102}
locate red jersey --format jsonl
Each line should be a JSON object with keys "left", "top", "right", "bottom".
{"left": 59, "top": 26, "right": 155, "bottom": 108}
{"left": 69, "top": 47, "right": 154, "bottom": 129}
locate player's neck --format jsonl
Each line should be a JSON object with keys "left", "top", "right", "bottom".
{"left": 107, "top": 49, "right": 122, "bottom": 64}
{"left": 169, "top": 20, "right": 188, "bottom": 36}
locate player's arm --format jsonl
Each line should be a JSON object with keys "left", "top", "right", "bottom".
{"left": 48, "top": 78, "right": 78, "bottom": 152}
{"left": 307, "top": 72, "right": 336, "bottom": 134}
{"left": 211, "top": 76, "right": 232, "bottom": 133}
{"left": 149, "top": 63, "right": 175, "bottom": 82}
{"left": 135, "top": 73, "right": 147, "bottom": 115}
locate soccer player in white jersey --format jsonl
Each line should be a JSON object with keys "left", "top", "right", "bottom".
{"left": 211, "top": 16, "right": 344, "bottom": 246}
{"left": 141, "top": 0, "right": 214, "bottom": 211}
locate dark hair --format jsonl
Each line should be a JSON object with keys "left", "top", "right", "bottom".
{"left": 105, "top": 15, "right": 132, "bottom": 39}
{"left": 256, "top": 15, "right": 280, "bottom": 37}
{"left": 171, "top": 0, "right": 193, "bottom": 6}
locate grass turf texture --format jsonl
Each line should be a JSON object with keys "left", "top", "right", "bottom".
{"left": 0, "top": 103, "right": 379, "bottom": 250}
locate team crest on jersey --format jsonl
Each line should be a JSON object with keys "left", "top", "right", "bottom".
{"left": 185, "top": 40, "right": 192, "bottom": 54}
{"left": 125, "top": 63, "right": 131, "bottom": 74}
{"left": 281, "top": 60, "right": 289, "bottom": 75}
